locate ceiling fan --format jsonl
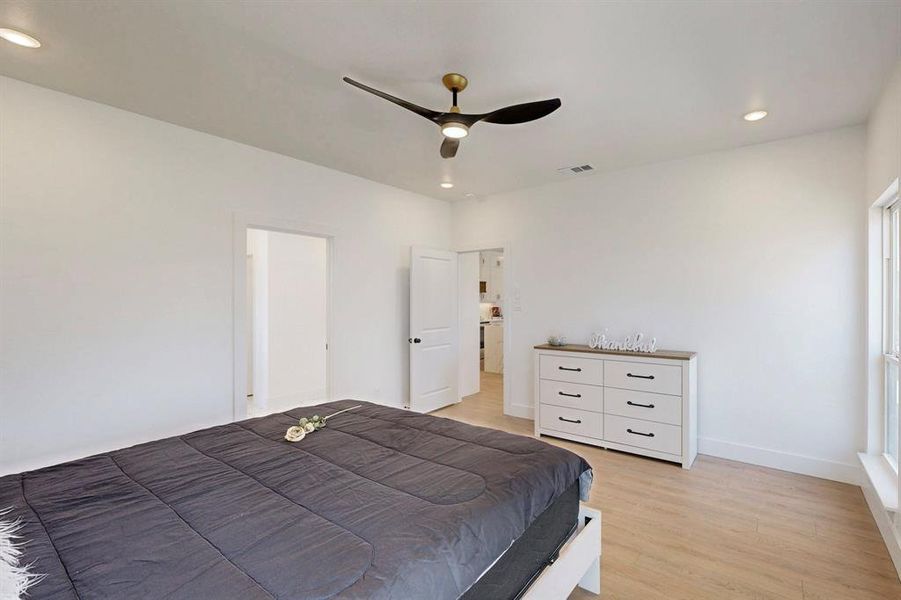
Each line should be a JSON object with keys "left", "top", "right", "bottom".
{"left": 342, "top": 73, "right": 561, "bottom": 159}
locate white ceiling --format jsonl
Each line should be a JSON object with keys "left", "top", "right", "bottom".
{"left": 1, "top": 1, "right": 899, "bottom": 200}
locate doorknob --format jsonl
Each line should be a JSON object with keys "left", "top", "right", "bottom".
{"left": 408, "top": 337, "right": 422, "bottom": 344}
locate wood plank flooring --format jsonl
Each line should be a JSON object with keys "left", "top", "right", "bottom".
{"left": 434, "top": 372, "right": 901, "bottom": 600}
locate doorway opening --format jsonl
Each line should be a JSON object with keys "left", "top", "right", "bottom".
{"left": 458, "top": 249, "right": 505, "bottom": 414}
{"left": 245, "top": 228, "right": 329, "bottom": 417}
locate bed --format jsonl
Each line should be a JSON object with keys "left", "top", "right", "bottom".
{"left": 0, "top": 400, "right": 597, "bottom": 599}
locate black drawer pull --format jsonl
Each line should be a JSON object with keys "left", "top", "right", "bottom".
{"left": 558, "top": 416, "right": 582, "bottom": 424}
{"left": 626, "top": 400, "right": 655, "bottom": 409}
{"left": 627, "top": 428, "right": 655, "bottom": 437}
{"left": 558, "top": 391, "right": 582, "bottom": 398}
{"left": 626, "top": 373, "right": 655, "bottom": 380}
{"left": 558, "top": 366, "right": 582, "bottom": 372}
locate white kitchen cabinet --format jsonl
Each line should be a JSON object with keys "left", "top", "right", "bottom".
{"left": 483, "top": 322, "right": 504, "bottom": 373}
{"left": 479, "top": 250, "right": 504, "bottom": 304}
{"left": 489, "top": 253, "right": 503, "bottom": 303}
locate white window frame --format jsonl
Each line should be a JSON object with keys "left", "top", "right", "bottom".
{"left": 863, "top": 178, "right": 901, "bottom": 516}
{"left": 884, "top": 198, "right": 901, "bottom": 472}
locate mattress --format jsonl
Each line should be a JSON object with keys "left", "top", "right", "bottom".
{"left": 0, "top": 400, "right": 591, "bottom": 599}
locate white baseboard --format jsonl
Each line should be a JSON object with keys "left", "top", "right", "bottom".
{"left": 698, "top": 437, "right": 861, "bottom": 485}
{"left": 860, "top": 469, "right": 901, "bottom": 579}
{"left": 507, "top": 403, "right": 533, "bottom": 420}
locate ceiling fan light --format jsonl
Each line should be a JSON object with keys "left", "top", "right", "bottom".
{"left": 441, "top": 122, "right": 469, "bottom": 139}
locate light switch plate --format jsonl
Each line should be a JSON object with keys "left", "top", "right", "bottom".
{"left": 511, "top": 286, "right": 523, "bottom": 311}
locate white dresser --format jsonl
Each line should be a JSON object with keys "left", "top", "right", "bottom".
{"left": 534, "top": 344, "right": 698, "bottom": 469}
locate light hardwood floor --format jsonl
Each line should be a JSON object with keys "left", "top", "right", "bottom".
{"left": 435, "top": 372, "right": 901, "bottom": 600}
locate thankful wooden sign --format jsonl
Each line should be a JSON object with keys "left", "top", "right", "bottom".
{"left": 588, "top": 331, "right": 658, "bottom": 353}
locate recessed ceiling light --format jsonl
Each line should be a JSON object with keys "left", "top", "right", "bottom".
{"left": 0, "top": 28, "right": 41, "bottom": 48}
{"left": 440, "top": 182, "right": 454, "bottom": 189}
{"left": 464, "top": 193, "right": 475, "bottom": 198}
{"left": 743, "top": 110, "right": 768, "bottom": 122}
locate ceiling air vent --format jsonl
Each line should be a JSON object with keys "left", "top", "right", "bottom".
{"left": 557, "top": 164, "right": 595, "bottom": 175}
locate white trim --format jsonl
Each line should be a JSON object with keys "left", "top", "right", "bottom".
{"left": 860, "top": 473, "right": 901, "bottom": 580}
{"left": 869, "top": 178, "right": 901, "bottom": 454}
{"left": 508, "top": 403, "right": 534, "bottom": 419}
{"left": 698, "top": 437, "right": 861, "bottom": 485}
{"left": 454, "top": 240, "right": 514, "bottom": 418}
{"left": 876, "top": 178, "right": 901, "bottom": 210}
{"left": 521, "top": 505, "right": 602, "bottom": 599}
{"left": 859, "top": 452, "right": 899, "bottom": 511}
{"left": 232, "top": 211, "right": 336, "bottom": 421}
{"left": 869, "top": 202, "right": 887, "bottom": 453}
{"left": 454, "top": 241, "right": 509, "bottom": 254}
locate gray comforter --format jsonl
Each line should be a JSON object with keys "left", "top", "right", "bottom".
{"left": 0, "top": 400, "right": 591, "bottom": 599}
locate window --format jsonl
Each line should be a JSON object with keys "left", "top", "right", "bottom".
{"left": 885, "top": 200, "right": 901, "bottom": 469}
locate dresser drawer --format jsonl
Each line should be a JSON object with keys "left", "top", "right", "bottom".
{"left": 540, "top": 355, "right": 604, "bottom": 385}
{"left": 604, "top": 388, "right": 681, "bottom": 425}
{"left": 604, "top": 414, "right": 681, "bottom": 455}
{"left": 539, "top": 380, "right": 603, "bottom": 412}
{"left": 539, "top": 404, "right": 603, "bottom": 440}
{"left": 604, "top": 360, "right": 681, "bottom": 395}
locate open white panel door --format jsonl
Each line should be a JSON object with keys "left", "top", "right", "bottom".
{"left": 409, "top": 246, "right": 458, "bottom": 413}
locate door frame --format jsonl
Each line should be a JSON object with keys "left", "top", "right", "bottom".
{"left": 232, "top": 211, "right": 335, "bottom": 421}
{"left": 455, "top": 241, "right": 515, "bottom": 418}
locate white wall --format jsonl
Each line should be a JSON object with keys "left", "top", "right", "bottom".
{"left": 458, "top": 253, "right": 481, "bottom": 398}
{"left": 0, "top": 76, "right": 451, "bottom": 475}
{"left": 453, "top": 126, "right": 866, "bottom": 483}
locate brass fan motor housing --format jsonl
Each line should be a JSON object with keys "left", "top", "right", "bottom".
{"left": 442, "top": 73, "right": 468, "bottom": 93}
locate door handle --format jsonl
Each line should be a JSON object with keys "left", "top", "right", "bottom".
{"left": 408, "top": 337, "right": 422, "bottom": 344}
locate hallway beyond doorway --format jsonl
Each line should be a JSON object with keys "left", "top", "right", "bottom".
{"left": 454, "top": 371, "right": 504, "bottom": 424}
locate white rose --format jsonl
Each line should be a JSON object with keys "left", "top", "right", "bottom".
{"left": 285, "top": 426, "right": 306, "bottom": 442}
{"left": 303, "top": 422, "right": 315, "bottom": 433}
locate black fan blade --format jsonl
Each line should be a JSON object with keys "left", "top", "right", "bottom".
{"left": 440, "top": 138, "right": 459, "bottom": 159}
{"left": 480, "top": 98, "right": 562, "bottom": 125}
{"left": 343, "top": 77, "right": 441, "bottom": 122}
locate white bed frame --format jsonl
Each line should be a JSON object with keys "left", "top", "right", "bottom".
{"left": 521, "top": 505, "right": 602, "bottom": 599}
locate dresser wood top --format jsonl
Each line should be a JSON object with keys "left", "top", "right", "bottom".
{"left": 533, "top": 343, "right": 697, "bottom": 361}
